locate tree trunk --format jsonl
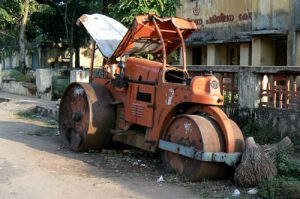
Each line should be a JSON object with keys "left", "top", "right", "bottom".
{"left": 19, "top": 0, "right": 30, "bottom": 73}
{"left": 64, "top": 1, "right": 77, "bottom": 69}
{"left": 74, "top": 40, "right": 80, "bottom": 68}
{"left": 64, "top": 0, "right": 72, "bottom": 68}
{"left": 69, "top": 24, "right": 74, "bottom": 68}
{"left": 261, "top": 136, "right": 294, "bottom": 161}
{"left": 234, "top": 137, "right": 278, "bottom": 187}
{"left": 234, "top": 136, "right": 294, "bottom": 187}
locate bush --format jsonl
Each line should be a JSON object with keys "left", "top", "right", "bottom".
{"left": 52, "top": 76, "right": 70, "bottom": 99}
{"left": 7, "top": 69, "right": 35, "bottom": 83}
{"left": 259, "top": 177, "right": 300, "bottom": 199}
{"left": 241, "top": 120, "right": 281, "bottom": 144}
{"left": 276, "top": 152, "right": 300, "bottom": 179}
{"left": 259, "top": 152, "right": 300, "bottom": 199}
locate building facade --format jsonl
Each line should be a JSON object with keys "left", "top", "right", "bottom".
{"left": 177, "top": 0, "right": 300, "bottom": 66}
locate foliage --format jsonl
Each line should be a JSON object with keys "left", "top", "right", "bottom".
{"left": 241, "top": 120, "right": 281, "bottom": 144}
{"left": 34, "top": 0, "right": 104, "bottom": 68}
{"left": 0, "top": 0, "right": 40, "bottom": 65}
{"left": 0, "top": 0, "right": 22, "bottom": 47}
{"left": 109, "top": 0, "right": 182, "bottom": 27}
{"left": 1, "top": 0, "right": 106, "bottom": 67}
{"left": 275, "top": 152, "right": 300, "bottom": 178}
{"left": 26, "top": 4, "right": 64, "bottom": 43}
{"left": 293, "top": 138, "right": 300, "bottom": 146}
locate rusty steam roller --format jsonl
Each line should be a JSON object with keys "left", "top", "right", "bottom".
{"left": 59, "top": 13, "right": 245, "bottom": 181}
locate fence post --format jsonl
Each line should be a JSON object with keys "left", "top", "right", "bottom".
{"left": 238, "top": 68, "right": 261, "bottom": 108}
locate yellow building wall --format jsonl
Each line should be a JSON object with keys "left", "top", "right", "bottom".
{"left": 240, "top": 44, "right": 250, "bottom": 66}
{"left": 75, "top": 47, "right": 103, "bottom": 68}
{"left": 178, "top": 0, "right": 252, "bottom": 30}
{"left": 252, "top": 0, "right": 289, "bottom": 14}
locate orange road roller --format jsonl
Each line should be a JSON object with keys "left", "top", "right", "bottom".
{"left": 59, "top": 14, "right": 245, "bottom": 181}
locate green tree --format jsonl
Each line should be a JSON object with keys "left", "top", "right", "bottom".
{"left": 35, "top": 0, "right": 103, "bottom": 68}
{"left": 109, "top": 0, "right": 182, "bottom": 27}
{"left": 0, "top": 1, "right": 22, "bottom": 57}
{"left": 0, "top": 0, "right": 39, "bottom": 70}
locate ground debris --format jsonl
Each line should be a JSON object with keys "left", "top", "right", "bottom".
{"left": 247, "top": 188, "right": 258, "bottom": 195}
{"left": 157, "top": 175, "right": 165, "bottom": 183}
{"left": 232, "top": 189, "right": 240, "bottom": 197}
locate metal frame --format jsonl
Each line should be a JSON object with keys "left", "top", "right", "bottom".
{"left": 159, "top": 139, "right": 242, "bottom": 166}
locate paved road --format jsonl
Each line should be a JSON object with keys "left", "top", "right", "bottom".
{"left": 0, "top": 98, "right": 200, "bottom": 199}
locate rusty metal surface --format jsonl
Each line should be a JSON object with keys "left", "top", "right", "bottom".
{"left": 77, "top": 14, "right": 128, "bottom": 58}
{"left": 161, "top": 114, "right": 232, "bottom": 181}
{"left": 78, "top": 14, "right": 196, "bottom": 62}
{"left": 59, "top": 82, "right": 115, "bottom": 151}
{"left": 111, "top": 15, "right": 197, "bottom": 60}
{"left": 185, "top": 106, "right": 245, "bottom": 153}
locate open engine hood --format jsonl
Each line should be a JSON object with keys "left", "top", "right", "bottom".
{"left": 77, "top": 14, "right": 197, "bottom": 61}
{"left": 77, "top": 14, "right": 128, "bottom": 59}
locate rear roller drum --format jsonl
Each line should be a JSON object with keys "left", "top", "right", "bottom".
{"left": 59, "top": 82, "right": 115, "bottom": 151}
{"left": 162, "top": 115, "right": 235, "bottom": 181}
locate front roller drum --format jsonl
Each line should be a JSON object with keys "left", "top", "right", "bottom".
{"left": 162, "top": 114, "right": 240, "bottom": 181}
{"left": 59, "top": 82, "right": 115, "bottom": 151}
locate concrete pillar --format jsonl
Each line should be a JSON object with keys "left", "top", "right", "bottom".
{"left": 295, "top": 32, "right": 300, "bottom": 66}
{"left": 287, "top": 31, "right": 296, "bottom": 66}
{"left": 240, "top": 43, "right": 250, "bottom": 66}
{"left": 252, "top": 37, "right": 262, "bottom": 66}
{"left": 261, "top": 75, "right": 268, "bottom": 105}
{"left": 36, "top": 69, "right": 53, "bottom": 100}
{"left": 70, "top": 70, "right": 89, "bottom": 83}
{"left": 201, "top": 47, "right": 207, "bottom": 65}
{"left": 238, "top": 68, "right": 261, "bottom": 108}
{"left": 207, "top": 44, "right": 226, "bottom": 65}
{"left": 185, "top": 46, "right": 193, "bottom": 65}
{"left": 219, "top": 46, "right": 227, "bottom": 65}
{"left": 207, "top": 45, "right": 216, "bottom": 65}
{"left": 252, "top": 36, "right": 274, "bottom": 66}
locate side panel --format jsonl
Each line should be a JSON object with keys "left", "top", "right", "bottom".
{"left": 125, "top": 84, "right": 155, "bottom": 127}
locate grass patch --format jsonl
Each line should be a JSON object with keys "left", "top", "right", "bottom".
{"left": 26, "top": 127, "right": 58, "bottom": 136}
{"left": 195, "top": 180, "right": 212, "bottom": 198}
{"left": 17, "top": 109, "right": 40, "bottom": 120}
{"left": 259, "top": 177, "right": 300, "bottom": 199}
{"left": 17, "top": 110, "right": 57, "bottom": 127}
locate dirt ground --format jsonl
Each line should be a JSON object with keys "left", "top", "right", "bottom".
{"left": 0, "top": 98, "right": 259, "bottom": 199}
